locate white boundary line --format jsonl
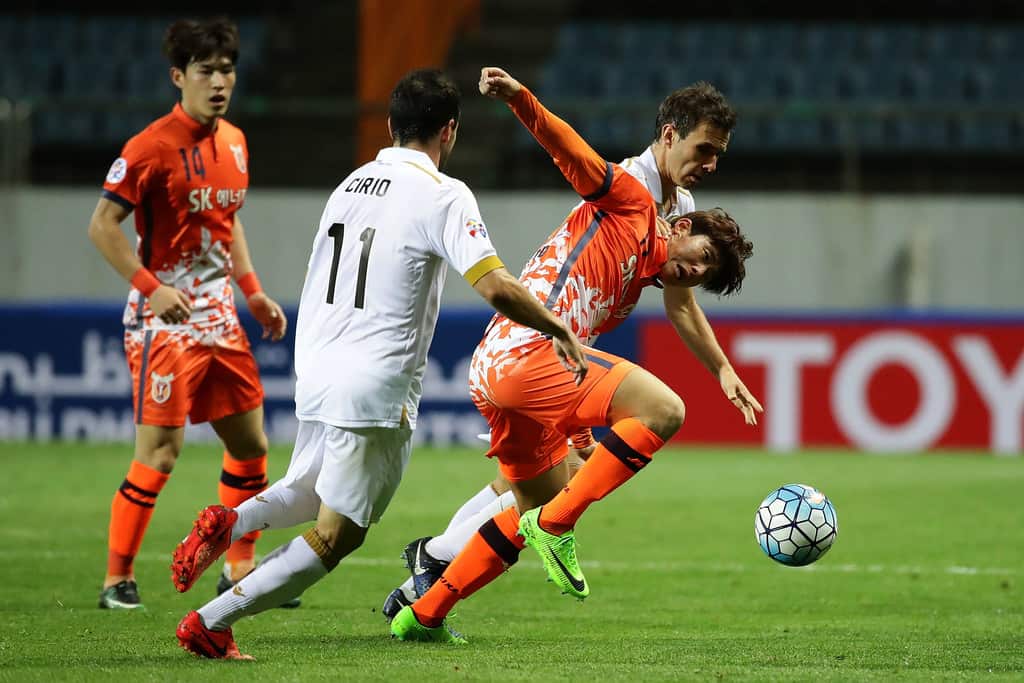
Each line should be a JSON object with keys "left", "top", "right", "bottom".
{"left": 5, "top": 550, "right": 1016, "bottom": 576}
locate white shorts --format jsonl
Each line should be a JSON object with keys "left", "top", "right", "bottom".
{"left": 280, "top": 420, "right": 412, "bottom": 528}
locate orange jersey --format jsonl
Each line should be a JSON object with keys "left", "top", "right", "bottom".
{"left": 102, "top": 103, "right": 249, "bottom": 334}
{"left": 472, "top": 87, "right": 667, "bottom": 387}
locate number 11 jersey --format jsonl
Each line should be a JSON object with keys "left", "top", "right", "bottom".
{"left": 294, "top": 147, "right": 503, "bottom": 430}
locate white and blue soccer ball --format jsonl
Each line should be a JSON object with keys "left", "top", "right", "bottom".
{"left": 755, "top": 483, "right": 838, "bottom": 567}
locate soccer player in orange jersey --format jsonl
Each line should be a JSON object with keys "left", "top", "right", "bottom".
{"left": 87, "top": 18, "right": 289, "bottom": 610}
{"left": 390, "top": 66, "right": 761, "bottom": 641}
{"left": 383, "top": 81, "right": 750, "bottom": 618}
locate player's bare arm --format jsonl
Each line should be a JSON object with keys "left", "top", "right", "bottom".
{"left": 662, "top": 283, "right": 763, "bottom": 425}
{"left": 472, "top": 267, "right": 588, "bottom": 385}
{"left": 230, "top": 215, "right": 287, "bottom": 341}
{"left": 87, "top": 197, "right": 191, "bottom": 324}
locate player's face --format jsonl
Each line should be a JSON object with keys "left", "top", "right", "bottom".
{"left": 659, "top": 217, "right": 718, "bottom": 288}
{"left": 172, "top": 56, "right": 236, "bottom": 125}
{"left": 663, "top": 121, "right": 729, "bottom": 189}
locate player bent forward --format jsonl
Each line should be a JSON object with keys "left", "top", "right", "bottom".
{"left": 167, "top": 68, "right": 589, "bottom": 659}
{"left": 383, "top": 77, "right": 747, "bottom": 619}
{"left": 389, "top": 67, "right": 758, "bottom": 642}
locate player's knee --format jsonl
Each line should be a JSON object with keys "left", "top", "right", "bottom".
{"left": 138, "top": 443, "right": 180, "bottom": 473}
{"left": 645, "top": 394, "right": 685, "bottom": 441}
{"left": 227, "top": 432, "right": 269, "bottom": 460}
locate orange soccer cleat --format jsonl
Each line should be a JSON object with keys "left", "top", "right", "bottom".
{"left": 171, "top": 505, "right": 238, "bottom": 593}
{"left": 176, "top": 610, "right": 252, "bottom": 660}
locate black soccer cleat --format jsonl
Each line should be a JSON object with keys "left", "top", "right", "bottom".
{"left": 216, "top": 569, "right": 301, "bottom": 609}
{"left": 381, "top": 586, "right": 415, "bottom": 622}
{"left": 98, "top": 579, "right": 144, "bottom": 610}
{"left": 403, "top": 536, "right": 450, "bottom": 598}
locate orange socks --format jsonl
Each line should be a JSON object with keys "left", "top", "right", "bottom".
{"left": 539, "top": 418, "right": 664, "bottom": 535}
{"left": 107, "top": 459, "right": 170, "bottom": 578}
{"left": 414, "top": 506, "right": 524, "bottom": 628}
{"left": 219, "top": 452, "right": 268, "bottom": 566}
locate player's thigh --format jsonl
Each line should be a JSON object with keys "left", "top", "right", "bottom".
{"left": 606, "top": 366, "right": 686, "bottom": 440}
{"left": 314, "top": 423, "right": 413, "bottom": 529}
{"left": 190, "top": 330, "right": 263, "bottom": 425}
{"left": 125, "top": 329, "right": 210, "bottom": 428}
{"left": 210, "top": 405, "right": 268, "bottom": 460}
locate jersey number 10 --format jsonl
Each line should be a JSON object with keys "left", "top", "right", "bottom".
{"left": 325, "top": 222, "right": 376, "bottom": 309}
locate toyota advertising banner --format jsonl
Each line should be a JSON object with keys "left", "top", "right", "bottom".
{"left": 1, "top": 305, "right": 1020, "bottom": 453}
{"left": 641, "top": 316, "right": 1024, "bottom": 454}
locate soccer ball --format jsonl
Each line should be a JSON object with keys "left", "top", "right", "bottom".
{"left": 755, "top": 483, "right": 838, "bottom": 566}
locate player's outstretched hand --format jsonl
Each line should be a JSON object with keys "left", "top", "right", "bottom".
{"left": 150, "top": 285, "right": 192, "bottom": 325}
{"left": 552, "top": 330, "right": 589, "bottom": 386}
{"left": 479, "top": 67, "right": 522, "bottom": 102}
{"left": 719, "top": 365, "right": 764, "bottom": 425}
{"left": 247, "top": 292, "right": 287, "bottom": 341}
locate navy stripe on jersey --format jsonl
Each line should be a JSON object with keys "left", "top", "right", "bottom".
{"left": 102, "top": 189, "right": 134, "bottom": 211}
{"left": 581, "top": 161, "right": 614, "bottom": 202}
{"left": 135, "top": 330, "right": 153, "bottom": 424}
{"left": 544, "top": 210, "right": 606, "bottom": 309}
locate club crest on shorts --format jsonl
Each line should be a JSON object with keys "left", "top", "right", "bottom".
{"left": 229, "top": 144, "right": 247, "bottom": 174}
{"left": 150, "top": 371, "right": 175, "bottom": 404}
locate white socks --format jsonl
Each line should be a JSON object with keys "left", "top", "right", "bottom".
{"left": 232, "top": 480, "right": 322, "bottom": 542}
{"left": 426, "top": 490, "right": 516, "bottom": 563}
{"left": 442, "top": 484, "right": 499, "bottom": 533}
{"left": 199, "top": 534, "right": 328, "bottom": 630}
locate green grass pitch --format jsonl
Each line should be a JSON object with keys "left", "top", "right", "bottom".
{"left": 0, "top": 442, "right": 1021, "bottom": 681}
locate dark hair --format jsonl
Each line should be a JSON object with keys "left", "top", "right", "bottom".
{"left": 653, "top": 81, "right": 736, "bottom": 141}
{"left": 389, "top": 69, "right": 460, "bottom": 145}
{"left": 687, "top": 207, "right": 752, "bottom": 296}
{"left": 163, "top": 17, "right": 239, "bottom": 70}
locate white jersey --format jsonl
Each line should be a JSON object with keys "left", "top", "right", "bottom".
{"left": 294, "top": 147, "right": 503, "bottom": 429}
{"left": 619, "top": 146, "right": 696, "bottom": 217}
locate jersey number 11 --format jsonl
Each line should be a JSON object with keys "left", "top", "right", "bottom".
{"left": 325, "top": 222, "right": 376, "bottom": 309}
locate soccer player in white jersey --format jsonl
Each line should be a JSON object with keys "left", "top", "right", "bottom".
{"left": 166, "top": 68, "right": 589, "bottom": 660}
{"left": 381, "top": 80, "right": 741, "bottom": 618}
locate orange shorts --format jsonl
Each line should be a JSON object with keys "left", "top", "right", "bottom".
{"left": 472, "top": 342, "right": 636, "bottom": 481}
{"left": 125, "top": 327, "right": 263, "bottom": 427}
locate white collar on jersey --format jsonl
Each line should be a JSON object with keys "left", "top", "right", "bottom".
{"left": 621, "top": 146, "right": 695, "bottom": 218}
{"left": 376, "top": 146, "right": 439, "bottom": 170}
{"left": 624, "top": 146, "right": 663, "bottom": 205}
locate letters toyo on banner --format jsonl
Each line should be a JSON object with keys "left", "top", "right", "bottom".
{"left": 641, "top": 318, "right": 1024, "bottom": 454}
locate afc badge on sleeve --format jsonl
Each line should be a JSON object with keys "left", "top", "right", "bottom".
{"left": 106, "top": 157, "right": 127, "bottom": 184}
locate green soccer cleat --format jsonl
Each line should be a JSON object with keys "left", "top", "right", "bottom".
{"left": 390, "top": 606, "right": 467, "bottom": 644}
{"left": 518, "top": 508, "right": 589, "bottom": 599}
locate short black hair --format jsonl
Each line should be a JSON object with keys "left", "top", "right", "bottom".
{"left": 687, "top": 207, "right": 752, "bottom": 296}
{"left": 163, "top": 17, "right": 239, "bottom": 71}
{"left": 389, "top": 69, "right": 460, "bottom": 145}
{"left": 653, "top": 81, "right": 737, "bottom": 141}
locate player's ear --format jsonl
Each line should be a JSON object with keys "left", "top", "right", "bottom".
{"left": 660, "top": 123, "right": 675, "bottom": 147}
{"left": 386, "top": 116, "right": 395, "bottom": 142}
{"left": 673, "top": 216, "right": 692, "bottom": 237}
{"left": 439, "top": 119, "right": 456, "bottom": 144}
{"left": 170, "top": 66, "right": 185, "bottom": 90}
